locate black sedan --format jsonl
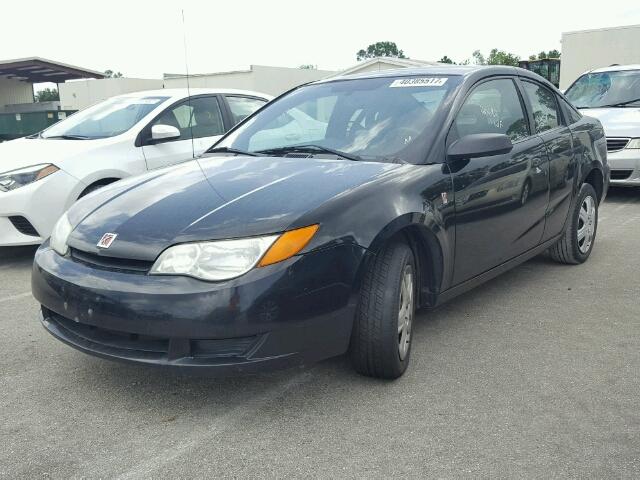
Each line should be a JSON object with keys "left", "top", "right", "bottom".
{"left": 32, "top": 66, "right": 609, "bottom": 379}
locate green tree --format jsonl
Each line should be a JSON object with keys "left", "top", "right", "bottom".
{"left": 439, "top": 55, "right": 455, "bottom": 64}
{"left": 472, "top": 50, "right": 486, "bottom": 65}
{"left": 529, "top": 49, "right": 561, "bottom": 60}
{"left": 35, "top": 88, "right": 59, "bottom": 102}
{"left": 104, "top": 69, "right": 123, "bottom": 78}
{"left": 473, "top": 49, "right": 520, "bottom": 66}
{"left": 357, "top": 41, "right": 406, "bottom": 61}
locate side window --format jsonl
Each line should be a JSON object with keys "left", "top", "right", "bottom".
{"left": 152, "top": 96, "right": 224, "bottom": 140}
{"left": 522, "top": 81, "right": 560, "bottom": 132}
{"left": 453, "top": 78, "right": 529, "bottom": 142}
{"left": 226, "top": 96, "right": 267, "bottom": 125}
{"left": 558, "top": 96, "right": 582, "bottom": 125}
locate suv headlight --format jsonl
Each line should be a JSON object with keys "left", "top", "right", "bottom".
{"left": 50, "top": 213, "right": 73, "bottom": 256}
{"left": 150, "top": 224, "right": 319, "bottom": 281}
{"left": 626, "top": 138, "right": 640, "bottom": 149}
{"left": 0, "top": 164, "right": 58, "bottom": 192}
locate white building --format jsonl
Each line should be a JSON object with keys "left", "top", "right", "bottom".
{"left": 336, "top": 57, "right": 443, "bottom": 76}
{"left": 58, "top": 77, "right": 164, "bottom": 110}
{"left": 560, "top": 24, "right": 640, "bottom": 89}
{"left": 163, "top": 64, "right": 337, "bottom": 96}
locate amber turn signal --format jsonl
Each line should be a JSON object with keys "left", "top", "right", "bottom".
{"left": 36, "top": 164, "right": 59, "bottom": 180}
{"left": 258, "top": 224, "right": 319, "bottom": 267}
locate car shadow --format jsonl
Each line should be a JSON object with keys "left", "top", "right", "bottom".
{"left": 0, "top": 245, "right": 38, "bottom": 268}
{"left": 604, "top": 186, "right": 640, "bottom": 204}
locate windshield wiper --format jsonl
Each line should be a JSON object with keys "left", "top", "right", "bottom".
{"left": 593, "top": 98, "right": 640, "bottom": 108}
{"left": 43, "top": 134, "right": 91, "bottom": 140}
{"left": 206, "top": 146, "right": 258, "bottom": 156}
{"left": 257, "top": 144, "right": 363, "bottom": 162}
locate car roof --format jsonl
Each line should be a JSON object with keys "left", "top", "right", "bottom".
{"left": 588, "top": 64, "right": 640, "bottom": 73}
{"left": 114, "top": 88, "right": 273, "bottom": 101}
{"left": 313, "top": 65, "right": 548, "bottom": 85}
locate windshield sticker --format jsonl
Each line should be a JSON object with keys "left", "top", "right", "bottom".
{"left": 136, "top": 98, "right": 164, "bottom": 105}
{"left": 390, "top": 77, "right": 448, "bottom": 88}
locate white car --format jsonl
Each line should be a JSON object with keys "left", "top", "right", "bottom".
{"left": 565, "top": 65, "right": 640, "bottom": 186}
{"left": 0, "top": 88, "right": 271, "bottom": 246}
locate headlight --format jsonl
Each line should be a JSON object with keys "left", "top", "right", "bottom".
{"left": 626, "top": 138, "right": 640, "bottom": 149}
{"left": 50, "top": 213, "right": 73, "bottom": 256}
{"left": 150, "top": 224, "right": 319, "bottom": 281}
{"left": 0, "top": 164, "right": 59, "bottom": 192}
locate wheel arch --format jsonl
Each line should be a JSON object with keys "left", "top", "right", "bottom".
{"left": 78, "top": 177, "right": 122, "bottom": 198}
{"left": 362, "top": 214, "right": 445, "bottom": 309}
{"left": 582, "top": 166, "right": 604, "bottom": 204}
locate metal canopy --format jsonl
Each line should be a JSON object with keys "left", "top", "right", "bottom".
{"left": 0, "top": 57, "right": 105, "bottom": 83}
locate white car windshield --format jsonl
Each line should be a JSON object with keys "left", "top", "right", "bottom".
{"left": 41, "top": 96, "right": 169, "bottom": 139}
{"left": 565, "top": 70, "right": 640, "bottom": 109}
{"left": 214, "top": 76, "right": 461, "bottom": 164}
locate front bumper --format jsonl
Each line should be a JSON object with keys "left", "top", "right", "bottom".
{"left": 0, "top": 170, "right": 84, "bottom": 246}
{"left": 32, "top": 242, "right": 365, "bottom": 374}
{"left": 607, "top": 149, "right": 640, "bottom": 186}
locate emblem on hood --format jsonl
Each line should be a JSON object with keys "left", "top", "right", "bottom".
{"left": 97, "top": 233, "right": 118, "bottom": 249}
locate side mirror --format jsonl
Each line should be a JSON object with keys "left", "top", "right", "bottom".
{"left": 150, "top": 124, "right": 180, "bottom": 143}
{"left": 447, "top": 133, "right": 513, "bottom": 160}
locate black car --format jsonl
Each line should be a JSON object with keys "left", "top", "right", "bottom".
{"left": 32, "top": 66, "right": 609, "bottom": 379}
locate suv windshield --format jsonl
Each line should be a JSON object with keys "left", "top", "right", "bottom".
{"left": 41, "top": 96, "right": 169, "bottom": 139}
{"left": 213, "top": 76, "right": 461, "bottom": 163}
{"left": 565, "top": 70, "right": 640, "bottom": 108}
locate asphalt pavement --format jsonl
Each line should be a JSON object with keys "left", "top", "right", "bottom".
{"left": 1, "top": 188, "right": 639, "bottom": 479}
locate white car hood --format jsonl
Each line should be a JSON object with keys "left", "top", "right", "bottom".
{"left": 579, "top": 107, "right": 640, "bottom": 138}
{"left": 0, "top": 137, "right": 112, "bottom": 174}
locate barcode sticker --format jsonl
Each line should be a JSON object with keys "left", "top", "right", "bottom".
{"left": 390, "top": 77, "right": 447, "bottom": 88}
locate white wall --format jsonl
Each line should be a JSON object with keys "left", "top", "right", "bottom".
{"left": 0, "top": 77, "right": 33, "bottom": 109}
{"left": 561, "top": 24, "right": 640, "bottom": 89}
{"left": 58, "top": 77, "right": 164, "bottom": 110}
{"left": 163, "top": 65, "right": 337, "bottom": 96}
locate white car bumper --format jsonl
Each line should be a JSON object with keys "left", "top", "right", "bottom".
{"left": 608, "top": 149, "right": 640, "bottom": 186}
{"left": 0, "top": 170, "right": 83, "bottom": 246}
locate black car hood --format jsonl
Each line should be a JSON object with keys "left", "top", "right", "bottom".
{"left": 67, "top": 156, "right": 399, "bottom": 261}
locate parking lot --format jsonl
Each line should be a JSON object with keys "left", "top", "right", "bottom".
{"left": 0, "top": 188, "right": 638, "bottom": 478}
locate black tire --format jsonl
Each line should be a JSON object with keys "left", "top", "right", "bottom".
{"left": 549, "top": 183, "right": 599, "bottom": 264}
{"left": 350, "top": 240, "right": 416, "bottom": 379}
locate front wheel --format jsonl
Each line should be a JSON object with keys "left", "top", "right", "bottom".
{"left": 350, "top": 240, "right": 416, "bottom": 379}
{"left": 549, "top": 183, "right": 599, "bottom": 264}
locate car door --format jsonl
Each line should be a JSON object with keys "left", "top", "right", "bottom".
{"left": 520, "top": 80, "right": 577, "bottom": 242}
{"left": 447, "top": 77, "right": 550, "bottom": 285}
{"left": 224, "top": 95, "right": 268, "bottom": 126}
{"left": 141, "top": 95, "right": 226, "bottom": 170}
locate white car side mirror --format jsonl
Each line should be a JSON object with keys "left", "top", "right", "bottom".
{"left": 151, "top": 124, "right": 180, "bottom": 142}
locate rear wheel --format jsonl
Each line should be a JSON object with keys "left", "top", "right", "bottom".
{"left": 350, "top": 240, "right": 416, "bottom": 379}
{"left": 549, "top": 183, "right": 598, "bottom": 264}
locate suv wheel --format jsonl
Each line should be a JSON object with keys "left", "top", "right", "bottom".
{"left": 350, "top": 240, "right": 416, "bottom": 379}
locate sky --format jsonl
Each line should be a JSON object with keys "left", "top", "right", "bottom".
{"left": 2, "top": 0, "right": 640, "bottom": 80}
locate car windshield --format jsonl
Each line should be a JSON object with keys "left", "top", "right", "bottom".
{"left": 41, "top": 96, "right": 169, "bottom": 139}
{"left": 565, "top": 70, "right": 640, "bottom": 108}
{"left": 213, "top": 75, "right": 461, "bottom": 163}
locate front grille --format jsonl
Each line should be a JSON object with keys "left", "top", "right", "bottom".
{"left": 606, "top": 137, "right": 630, "bottom": 152}
{"left": 70, "top": 248, "right": 154, "bottom": 273}
{"left": 44, "top": 308, "right": 259, "bottom": 360}
{"left": 9, "top": 216, "right": 39, "bottom": 236}
{"left": 610, "top": 169, "right": 633, "bottom": 180}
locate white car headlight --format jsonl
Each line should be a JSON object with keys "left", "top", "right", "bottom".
{"left": 150, "top": 235, "right": 279, "bottom": 281}
{"left": 50, "top": 213, "right": 73, "bottom": 256}
{"left": 626, "top": 138, "right": 640, "bottom": 149}
{"left": 0, "top": 164, "right": 58, "bottom": 192}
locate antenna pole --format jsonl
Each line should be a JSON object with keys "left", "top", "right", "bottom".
{"left": 181, "top": 9, "right": 195, "bottom": 159}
